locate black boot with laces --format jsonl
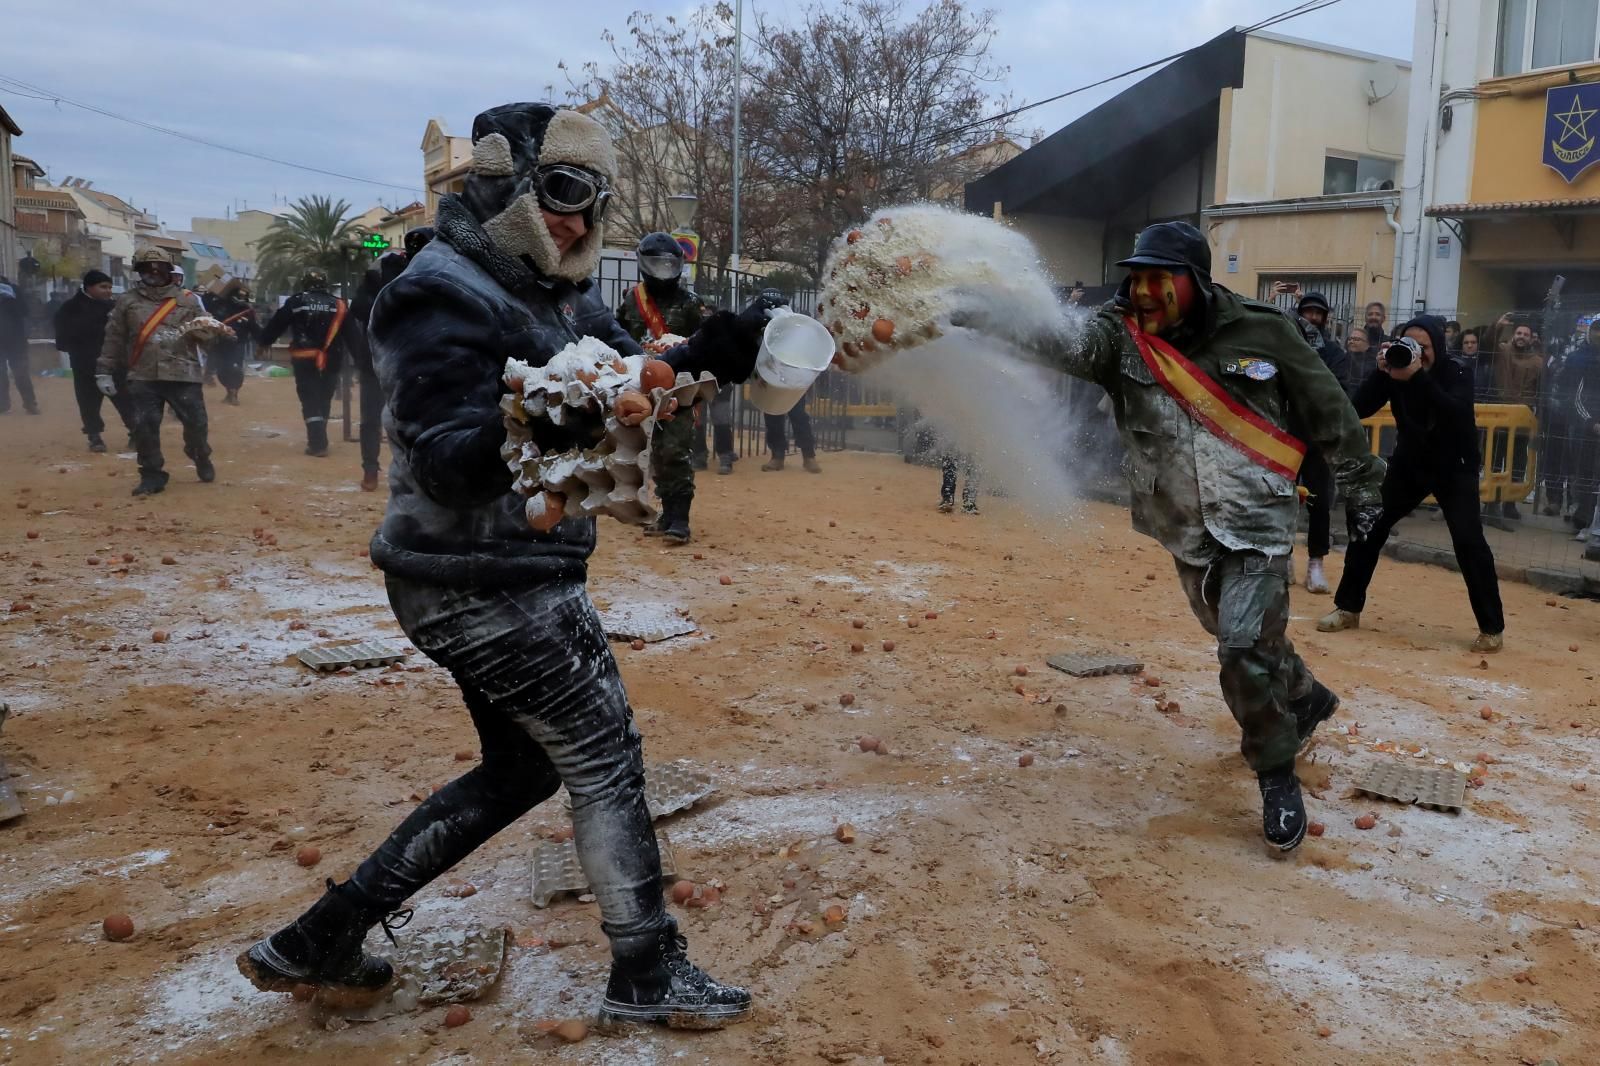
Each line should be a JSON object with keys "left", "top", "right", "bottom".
{"left": 237, "top": 879, "right": 405, "bottom": 1005}
{"left": 600, "top": 923, "right": 753, "bottom": 1030}
{"left": 1290, "top": 680, "right": 1340, "bottom": 751}
{"left": 1257, "top": 766, "right": 1307, "bottom": 854}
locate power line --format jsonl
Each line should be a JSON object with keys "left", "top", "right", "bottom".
{"left": 0, "top": 74, "right": 419, "bottom": 194}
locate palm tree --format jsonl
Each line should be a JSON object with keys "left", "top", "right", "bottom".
{"left": 255, "top": 195, "right": 365, "bottom": 297}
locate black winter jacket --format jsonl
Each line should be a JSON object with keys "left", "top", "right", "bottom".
{"left": 52, "top": 289, "right": 114, "bottom": 365}
{"left": 370, "top": 196, "right": 756, "bottom": 586}
{"left": 1352, "top": 354, "right": 1480, "bottom": 472}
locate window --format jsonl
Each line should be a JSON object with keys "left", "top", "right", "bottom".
{"left": 1322, "top": 154, "right": 1397, "bottom": 195}
{"left": 1497, "top": 0, "right": 1600, "bottom": 75}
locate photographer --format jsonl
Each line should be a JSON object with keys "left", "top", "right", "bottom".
{"left": 1317, "top": 315, "right": 1505, "bottom": 653}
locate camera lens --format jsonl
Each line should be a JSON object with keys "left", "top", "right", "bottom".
{"left": 1386, "top": 342, "right": 1412, "bottom": 369}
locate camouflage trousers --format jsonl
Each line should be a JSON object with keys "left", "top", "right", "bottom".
{"left": 127, "top": 380, "right": 211, "bottom": 480}
{"left": 652, "top": 411, "right": 696, "bottom": 503}
{"left": 1174, "top": 551, "right": 1312, "bottom": 773}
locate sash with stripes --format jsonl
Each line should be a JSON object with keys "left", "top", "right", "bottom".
{"left": 1123, "top": 315, "right": 1306, "bottom": 480}
{"left": 129, "top": 298, "right": 179, "bottom": 369}
{"left": 290, "top": 299, "right": 348, "bottom": 372}
{"left": 633, "top": 285, "right": 669, "bottom": 341}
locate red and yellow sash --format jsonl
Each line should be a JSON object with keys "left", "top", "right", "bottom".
{"left": 290, "top": 299, "right": 348, "bottom": 372}
{"left": 129, "top": 298, "right": 179, "bottom": 368}
{"left": 1123, "top": 315, "right": 1306, "bottom": 480}
{"left": 633, "top": 285, "right": 668, "bottom": 341}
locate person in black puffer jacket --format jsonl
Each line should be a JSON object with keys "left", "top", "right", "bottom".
{"left": 1318, "top": 314, "right": 1505, "bottom": 651}
{"left": 237, "top": 102, "right": 776, "bottom": 1032}
{"left": 54, "top": 269, "right": 131, "bottom": 449}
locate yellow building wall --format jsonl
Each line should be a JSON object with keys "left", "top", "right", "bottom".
{"left": 1207, "top": 207, "right": 1395, "bottom": 306}
{"left": 1470, "top": 64, "right": 1600, "bottom": 203}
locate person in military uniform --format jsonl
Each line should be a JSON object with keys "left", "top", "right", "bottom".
{"left": 259, "top": 269, "right": 361, "bottom": 457}
{"left": 617, "top": 232, "right": 707, "bottom": 543}
{"left": 99, "top": 245, "right": 217, "bottom": 497}
{"left": 955, "top": 222, "right": 1386, "bottom": 853}
{"left": 204, "top": 279, "right": 259, "bottom": 407}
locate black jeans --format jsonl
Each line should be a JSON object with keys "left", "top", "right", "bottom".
{"left": 765, "top": 402, "right": 815, "bottom": 460}
{"left": 127, "top": 380, "right": 211, "bottom": 478}
{"left": 710, "top": 385, "right": 735, "bottom": 459}
{"left": 1334, "top": 456, "right": 1504, "bottom": 634}
{"left": 349, "top": 576, "right": 668, "bottom": 950}
{"left": 358, "top": 364, "right": 383, "bottom": 474}
{"left": 70, "top": 354, "right": 134, "bottom": 439}
{"left": 0, "top": 347, "right": 36, "bottom": 411}
{"left": 1299, "top": 446, "right": 1334, "bottom": 559}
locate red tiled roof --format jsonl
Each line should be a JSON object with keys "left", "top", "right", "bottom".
{"left": 1426, "top": 198, "right": 1600, "bottom": 216}
{"left": 15, "top": 188, "right": 80, "bottom": 211}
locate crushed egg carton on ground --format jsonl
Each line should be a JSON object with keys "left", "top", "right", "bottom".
{"left": 502, "top": 338, "right": 716, "bottom": 527}
{"left": 819, "top": 202, "right": 1060, "bottom": 374}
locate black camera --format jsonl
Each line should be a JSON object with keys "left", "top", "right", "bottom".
{"left": 1382, "top": 335, "right": 1423, "bottom": 369}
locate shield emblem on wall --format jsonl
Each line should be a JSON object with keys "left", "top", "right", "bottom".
{"left": 1544, "top": 84, "right": 1600, "bottom": 184}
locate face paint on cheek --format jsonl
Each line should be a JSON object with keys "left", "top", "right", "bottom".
{"left": 1132, "top": 270, "right": 1190, "bottom": 334}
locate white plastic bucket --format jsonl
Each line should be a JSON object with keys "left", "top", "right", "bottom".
{"left": 748, "top": 310, "right": 835, "bottom": 415}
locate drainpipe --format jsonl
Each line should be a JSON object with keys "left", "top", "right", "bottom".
{"left": 1385, "top": 200, "right": 1404, "bottom": 326}
{"left": 1412, "top": 0, "right": 1450, "bottom": 314}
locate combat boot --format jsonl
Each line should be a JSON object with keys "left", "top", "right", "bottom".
{"left": 195, "top": 458, "right": 216, "bottom": 483}
{"left": 237, "top": 879, "right": 401, "bottom": 1004}
{"left": 662, "top": 498, "right": 691, "bottom": 545}
{"left": 1257, "top": 766, "right": 1307, "bottom": 854}
{"left": 131, "top": 471, "right": 169, "bottom": 497}
{"left": 761, "top": 456, "right": 784, "bottom": 472}
{"left": 88, "top": 435, "right": 107, "bottom": 454}
{"left": 1470, "top": 632, "right": 1503, "bottom": 654}
{"left": 1291, "top": 680, "right": 1339, "bottom": 751}
{"left": 599, "top": 922, "right": 752, "bottom": 1030}
{"left": 803, "top": 456, "right": 822, "bottom": 474}
{"left": 717, "top": 455, "right": 733, "bottom": 476}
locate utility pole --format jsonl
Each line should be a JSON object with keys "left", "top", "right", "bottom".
{"left": 730, "top": 0, "right": 743, "bottom": 277}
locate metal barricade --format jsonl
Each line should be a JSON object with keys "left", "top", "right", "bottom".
{"left": 1358, "top": 403, "right": 1539, "bottom": 504}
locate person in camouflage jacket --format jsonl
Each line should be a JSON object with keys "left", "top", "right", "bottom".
{"left": 957, "top": 222, "right": 1386, "bottom": 854}
{"left": 99, "top": 245, "right": 216, "bottom": 496}
{"left": 617, "top": 232, "right": 707, "bottom": 543}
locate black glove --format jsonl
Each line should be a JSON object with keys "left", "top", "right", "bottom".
{"left": 664, "top": 290, "right": 790, "bottom": 386}
{"left": 1347, "top": 500, "right": 1384, "bottom": 544}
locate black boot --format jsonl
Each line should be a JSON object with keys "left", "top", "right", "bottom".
{"left": 717, "top": 455, "right": 733, "bottom": 476}
{"left": 599, "top": 922, "right": 752, "bottom": 1030}
{"left": 88, "top": 435, "right": 107, "bottom": 454}
{"left": 1291, "top": 681, "right": 1339, "bottom": 751}
{"left": 1257, "top": 766, "right": 1307, "bottom": 854}
{"left": 195, "top": 457, "right": 216, "bottom": 483}
{"left": 237, "top": 879, "right": 400, "bottom": 1002}
{"left": 662, "top": 497, "right": 691, "bottom": 545}
{"left": 131, "top": 471, "right": 169, "bottom": 497}
{"left": 305, "top": 420, "right": 329, "bottom": 457}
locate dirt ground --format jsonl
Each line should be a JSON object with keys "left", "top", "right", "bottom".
{"left": 2, "top": 375, "right": 1599, "bottom": 1066}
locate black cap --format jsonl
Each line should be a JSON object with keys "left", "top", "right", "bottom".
{"left": 82, "top": 269, "right": 112, "bottom": 287}
{"left": 1297, "top": 291, "right": 1330, "bottom": 315}
{"left": 1116, "top": 221, "right": 1211, "bottom": 275}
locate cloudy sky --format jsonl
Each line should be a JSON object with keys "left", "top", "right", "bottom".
{"left": 1, "top": 0, "right": 1412, "bottom": 233}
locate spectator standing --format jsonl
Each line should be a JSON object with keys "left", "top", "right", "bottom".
{"left": 1445, "top": 320, "right": 1462, "bottom": 353}
{"left": 53, "top": 269, "right": 131, "bottom": 450}
{"left": 1292, "top": 291, "right": 1351, "bottom": 593}
{"left": 1558, "top": 323, "right": 1600, "bottom": 540}
{"left": 1319, "top": 316, "right": 1504, "bottom": 653}
{"left": 1362, "top": 301, "right": 1388, "bottom": 347}
{"left": 1458, "top": 329, "right": 1494, "bottom": 399}
{"left": 1343, "top": 328, "right": 1374, "bottom": 393}
{"left": 1494, "top": 321, "right": 1545, "bottom": 520}
{"left": 0, "top": 274, "right": 38, "bottom": 415}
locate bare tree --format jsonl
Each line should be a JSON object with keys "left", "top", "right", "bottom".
{"left": 742, "top": 0, "right": 1009, "bottom": 277}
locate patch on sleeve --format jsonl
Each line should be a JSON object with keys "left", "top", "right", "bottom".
{"left": 1222, "top": 357, "right": 1278, "bottom": 381}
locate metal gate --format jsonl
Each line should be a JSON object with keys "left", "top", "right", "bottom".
{"left": 1257, "top": 273, "right": 1360, "bottom": 342}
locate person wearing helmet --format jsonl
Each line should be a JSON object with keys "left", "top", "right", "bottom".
{"left": 348, "top": 245, "right": 417, "bottom": 490}
{"left": 953, "top": 221, "right": 1386, "bottom": 855}
{"left": 203, "top": 279, "right": 259, "bottom": 406}
{"left": 236, "top": 102, "right": 782, "bottom": 1028}
{"left": 258, "top": 268, "right": 361, "bottom": 457}
{"left": 99, "top": 245, "right": 217, "bottom": 495}
{"left": 617, "top": 232, "right": 707, "bottom": 543}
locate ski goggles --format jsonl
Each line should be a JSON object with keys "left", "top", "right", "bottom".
{"left": 534, "top": 164, "right": 613, "bottom": 223}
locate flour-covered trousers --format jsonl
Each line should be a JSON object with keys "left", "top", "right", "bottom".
{"left": 348, "top": 576, "right": 669, "bottom": 948}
